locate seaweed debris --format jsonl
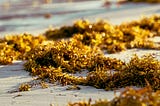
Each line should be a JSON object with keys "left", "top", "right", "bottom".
{"left": 45, "top": 15, "right": 160, "bottom": 53}
{"left": 0, "top": 33, "right": 46, "bottom": 64}
{"left": 24, "top": 40, "right": 160, "bottom": 91}
{"left": 0, "top": 15, "right": 160, "bottom": 92}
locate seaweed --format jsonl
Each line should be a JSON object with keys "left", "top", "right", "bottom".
{"left": 24, "top": 41, "right": 160, "bottom": 91}
{"left": 0, "top": 15, "right": 160, "bottom": 93}
{"left": 0, "top": 33, "right": 46, "bottom": 64}
{"left": 1, "top": 15, "right": 160, "bottom": 65}
{"left": 105, "top": 55, "right": 160, "bottom": 91}
{"left": 24, "top": 39, "right": 125, "bottom": 87}
{"left": 45, "top": 15, "right": 160, "bottom": 53}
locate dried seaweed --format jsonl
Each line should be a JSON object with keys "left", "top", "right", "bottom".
{"left": 0, "top": 15, "right": 160, "bottom": 93}
{"left": 45, "top": 15, "right": 160, "bottom": 53}
{"left": 1, "top": 15, "right": 160, "bottom": 65}
{"left": 19, "top": 83, "right": 31, "bottom": 91}
{"left": 0, "top": 33, "right": 46, "bottom": 64}
{"left": 105, "top": 55, "right": 160, "bottom": 91}
{"left": 24, "top": 41, "right": 160, "bottom": 91}
{"left": 24, "top": 39, "right": 126, "bottom": 87}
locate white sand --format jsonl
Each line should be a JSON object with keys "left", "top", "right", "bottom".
{"left": 0, "top": 1, "right": 160, "bottom": 106}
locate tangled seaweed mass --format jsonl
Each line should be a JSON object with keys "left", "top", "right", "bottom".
{"left": 0, "top": 33, "right": 45, "bottom": 64}
{"left": 0, "top": 15, "right": 160, "bottom": 96}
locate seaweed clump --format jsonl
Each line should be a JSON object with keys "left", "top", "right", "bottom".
{"left": 45, "top": 15, "right": 160, "bottom": 53}
{"left": 24, "top": 39, "right": 160, "bottom": 91}
{"left": 0, "top": 42, "right": 16, "bottom": 64}
{"left": 44, "top": 20, "right": 91, "bottom": 40}
{"left": 85, "top": 55, "right": 160, "bottom": 91}
{"left": 0, "top": 33, "right": 46, "bottom": 65}
{"left": 68, "top": 86, "right": 160, "bottom": 106}
{"left": 24, "top": 39, "right": 103, "bottom": 73}
{"left": 24, "top": 39, "right": 125, "bottom": 87}
{"left": 104, "top": 55, "right": 160, "bottom": 91}
{"left": 19, "top": 83, "right": 31, "bottom": 92}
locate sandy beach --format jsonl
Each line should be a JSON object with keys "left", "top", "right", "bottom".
{"left": 0, "top": 1, "right": 160, "bottom": 106}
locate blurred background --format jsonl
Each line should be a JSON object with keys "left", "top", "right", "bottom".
{"left": 0, "top": 0, "right": 160, "bottom": 35}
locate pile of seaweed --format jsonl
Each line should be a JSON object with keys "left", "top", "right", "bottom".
{"left": 22, "top": 44, "right": 160, "bottom": 91}
{"left": 0, "top": 33, "right": 45, "bottom": 64}
{"left": 0, "top": 15, "right": 160, "bottom": 92}
{"left": 45, "top": 15, "right": 160, "bottom": 53}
